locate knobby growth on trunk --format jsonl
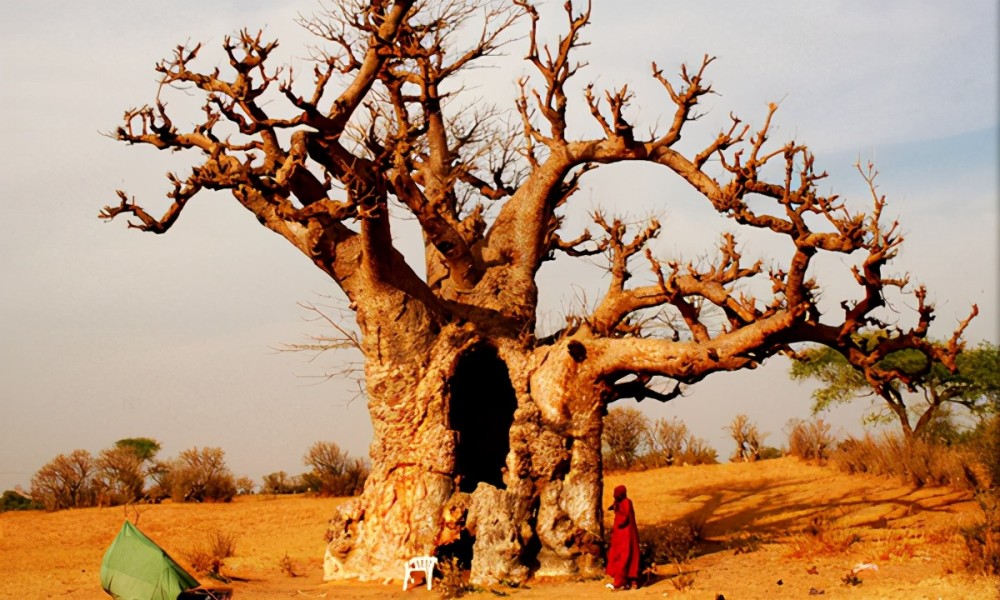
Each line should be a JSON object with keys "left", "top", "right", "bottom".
{"left": 101, "top": 0, "right": 976, "bottom": 584}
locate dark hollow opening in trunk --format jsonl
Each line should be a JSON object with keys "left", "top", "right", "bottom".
{"left": 448, "top": 344, "right": 516, "bottom": 494}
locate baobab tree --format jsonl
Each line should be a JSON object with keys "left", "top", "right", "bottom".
{"left": 101, "top": 0, "right": 975, "bottom": 584}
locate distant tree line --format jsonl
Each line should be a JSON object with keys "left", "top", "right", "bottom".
{"left": 261, "top": 441, "right": 369, "bottom": 497}
{"left": 601, "top": 407, "right": 719, "bottom": 471}
{"left": 12, "top": 438, "right": 368, "bottom": 512}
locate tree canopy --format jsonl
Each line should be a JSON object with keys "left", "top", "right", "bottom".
{"left": 790, "top": 340, "right": 999, "bottom": 438}
{"left": 115, "top": 437, "right": 162, "bottom": 462}
{"left": 101, "top": 0, "right": 973, "bottom": 389}
{"left": 100, "top": 0, "right": 979, "bottom": 582}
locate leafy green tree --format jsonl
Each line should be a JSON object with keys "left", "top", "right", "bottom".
{"left": 115, "top": 437, "right": 162, "bottom": 462}
{"left": 0, "top": 489, "right": 42, "bottom": 512}
{"left": 790, "top": 340, "right": 999, "bottom": 439}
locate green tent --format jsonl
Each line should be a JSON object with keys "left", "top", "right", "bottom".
{"left": 100, "top": 521, "right": 201, "bottom": 600}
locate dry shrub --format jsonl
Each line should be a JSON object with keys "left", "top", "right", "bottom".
{"left": 301, "top": 442, "right": 370, "bottom": 496}
{"left": 667, "top": 563, "right": 695, "bottom": 591}
{"left": 785, "top": 515, "right": 860, "bottom": 559}
{"left": 640, "top": 418, "right": 719, "bottom": 469}
{"left": 787, "top": 418, "right": 835, "bottom": 462}
{"left": 638, "top": 517, "right": 704, "bottom": 569}
{"left": 727, "top": 530, "right": 766, "bottom": 555}
{"left": 162, "top": 447, "right": 238, "bottom": 503}
{"left": 834, "top": 420, "right": 999, "bottom": 575}
{"left": 435, "top": 556, "right": 467, "bottom": 599}
{"left": 186, "top": 529, "right": 237, "bottom": 579}
{"left": 279, "top": 552, "right": 298, "bottom": 577}
{"left": 638, "top": 520, "right": 703, "bottom": 591}
{"left": 961, "top": 415, "right": 1000, "bottom": 576}
{"left": 832, "top": 433, "right": 983, "bottom": 490}
{"left": 961, "top": 493, "right": 1000, "bottom": 576}
{"left": 680, "top": 436, "right": 719, "bottom": 466}
{"left": 603, "top": 407, "right": 650, "bottom": 471}
{"left": 727, "top": 414, "right": 766, "bottom": 462}
{"left": 866, "top": 530, "right": 940, "bottom": 564}
{"left": 603, "top": 414, "right": 719, "bottom": 472}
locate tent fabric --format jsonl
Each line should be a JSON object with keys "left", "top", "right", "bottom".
{"left": 100, "top": 521, "right": 201, "bottom": 600}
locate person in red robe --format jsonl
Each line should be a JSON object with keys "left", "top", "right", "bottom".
{"left": 605, "top": 484, "right": 641, "bottom": 590}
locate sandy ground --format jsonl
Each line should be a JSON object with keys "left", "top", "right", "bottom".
{"left": 1, "top": 458, "right": 997, "bottom": 599}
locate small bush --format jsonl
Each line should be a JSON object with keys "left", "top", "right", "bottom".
{"left": 638, "top": 518, "right": 704, "bottom": 569}
{"left": 727, "top": 414, "right": 767, "bottom": 462}
{"left": 643, "top": 418, "right": 719, "bottom": 468}
{"left": 833, "top": 433, "right": 982, "bottom": 491}
{"left": 186, "top": 530, "right": 237, "bottom": 579}
{"left": 162, "top": 447, "right": 237, "bottom": 503}
{"left": 758, "top": 446, "right": 784, "bottom": 460}
{"left": 786, "top": 515, "right": 861, "bottom": 558}
{"left": 961, "top": 503, "right": 1000, "bottom": 576}
{"left": 235, "top": 476, "right": 257, "bottom": 495}
{"left": 727, "top": 530, "right": 766, "bottom": 555}
{"left": 302, "top": 442, "right": 370, "bottom": 496}
{"left": 602, "top": 407, "right": 650, "bottom": 471}
{"left": 961, "top": 415, "right": 1000, "bottom": 575}
{"left": 279, "top": 552, "right": 298, "bottom": 577}
{"left": 435, "top": 556, "right": 468, "bottom": 599}
{"left": 680, "top": 436, "right": 719, "bottom": 466}
{"left": 262, "top": 471, "right": 307, "bottom": 495}
{"left": 0, "top": 489, "right": 42, "bottom": 512}
{"left": 787, "top": 418, "right": 835, "bottom": 462}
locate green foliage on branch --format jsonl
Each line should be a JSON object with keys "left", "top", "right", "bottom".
{"left": 114, "top": 437, "right": 162, "bottom": 462}
{"left": 790, "top": 339, "right": 999, "bottom": 438}
{"left": 0, "top": 489, "right": 43, "bottom": 512}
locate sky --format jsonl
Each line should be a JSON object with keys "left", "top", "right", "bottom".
{"left": 1, "top": 1, "right": 997, "bottom": 493}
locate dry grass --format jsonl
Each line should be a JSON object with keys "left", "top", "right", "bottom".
{"left": 0, "top": 495, "right": 339, "bottom": 599}
{"left": 784, "top": 515, "right": 861, "bottom": 559}
{"left": 2, "top": 458, "right": 997, "bottom": 599}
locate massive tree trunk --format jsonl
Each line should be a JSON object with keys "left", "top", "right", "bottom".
{"left": 322, "top": 287, "right": 606, "bottom": 583}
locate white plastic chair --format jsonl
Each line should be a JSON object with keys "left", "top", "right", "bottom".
{"left": 402, "top": 556, "right": 438, "bottom": 591}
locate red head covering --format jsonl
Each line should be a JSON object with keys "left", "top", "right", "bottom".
{"left": 613, "top": 485, "right": 627, "bottom": 501}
